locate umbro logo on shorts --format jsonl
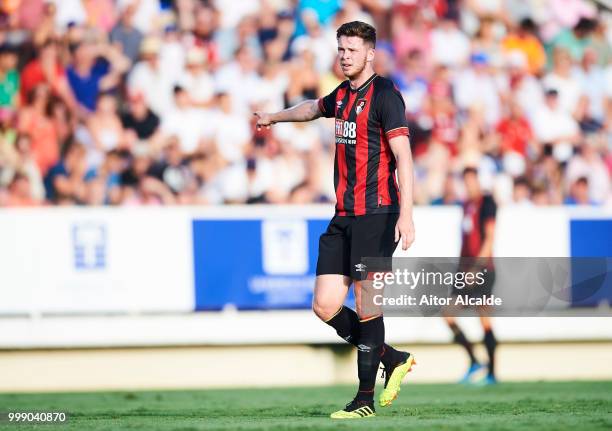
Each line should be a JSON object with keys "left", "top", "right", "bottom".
{"left": 355, "top": 263, "right": 367, "bottom": 272}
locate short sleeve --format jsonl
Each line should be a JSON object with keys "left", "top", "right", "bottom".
{"left": 318, "top": 85, "right": 340, "bottom": 118}
{"left": 481, "top": 195, "right": 497, "bottom": 221}
{"left": 377, "top": 87, "right": 409, "bottom": 140}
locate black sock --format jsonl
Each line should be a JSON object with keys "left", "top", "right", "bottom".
{"left": 324, "top": 306, "right": 360, "bottom": 345}
{"left": 356, "top": 315, "right": 385, "bottom": 401}
{"left": 483, "top": 329, "right": 497, "bottom": 377}
{"left": 325, "top": 306, "right": 400, "bottom": 370}
{"left": 380, "top": 343, "right": 404, "bottom": 371}
{"left": 449, "top": 323, "right": 478, "bottom": 365}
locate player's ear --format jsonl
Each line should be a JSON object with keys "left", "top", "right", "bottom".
{"left": 366, "top": 47, "right": 375, "bottom": 63}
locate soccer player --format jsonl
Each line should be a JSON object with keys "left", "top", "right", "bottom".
{"left": 444, "top": 167, "right": 498, "bottom": 385}
{"left": 254, "top": 21, "right": 416, "bottom": 419}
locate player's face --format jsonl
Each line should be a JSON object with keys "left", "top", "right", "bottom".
{"left": 463, "top": 172, "right": 481, "bottom": 200}
{"left": 337, "top": 36, "right": 374, "bottom": 79}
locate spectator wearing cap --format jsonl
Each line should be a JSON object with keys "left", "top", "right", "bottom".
{"left": 179, "top": 48, "right": 215, "bottom": 109}
{"left": 0, "top": 44, "right": 19, "bottom": 108}
{"left": 454, "top": 52, "right": 502, "bottom": 127}
{"left": 127, "top": 37, "right": 175, "bottom": 116}
{"left": 66, "top": 37, "right": 130, "bottom": 113}
{"left": 110, "top": 1, "right": 143, "bottom": 67}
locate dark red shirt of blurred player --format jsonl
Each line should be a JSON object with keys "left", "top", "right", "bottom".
{"left": 461, "top": 194, "right": 497, "bottom": 258}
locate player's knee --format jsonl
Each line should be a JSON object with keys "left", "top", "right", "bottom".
{"left": 312, "top": 299, "right": 337, "bottom": 322}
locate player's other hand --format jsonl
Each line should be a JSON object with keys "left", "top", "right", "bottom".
{"left": 253, "top": 112, "right": 274, "bottom": 131}
{"left": 395, "top": 214, "right": 415, "bottom": 250}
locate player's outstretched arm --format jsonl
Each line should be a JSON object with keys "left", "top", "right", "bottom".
{"left": 389, "top": 135, "right": 415, "bottom": 250}
{"left": 254, "top": 99, "right": 322, "bottom": 130}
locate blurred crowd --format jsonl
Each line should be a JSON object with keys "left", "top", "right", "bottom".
{"left": 0, "top": 0, "right": 611, "bottom": 208}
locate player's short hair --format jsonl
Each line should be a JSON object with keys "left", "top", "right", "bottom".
{"left": 462, "top": 167, "right": 478, "bottom": 177}
{"left": 336, "top": 21, "right": 376, "bottom": 47}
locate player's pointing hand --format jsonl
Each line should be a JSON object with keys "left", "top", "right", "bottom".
{"left": 254, "top": 112, "right": 274, "bottom": 131}
{"left": 395, "top": 213, "right": 415, "bottom": 250}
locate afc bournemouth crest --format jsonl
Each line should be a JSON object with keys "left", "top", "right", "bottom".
{"left": 355, "top": 98, "right": 367, "bottom": 115}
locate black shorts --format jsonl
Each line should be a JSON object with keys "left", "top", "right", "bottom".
{"left": 316, "top": 213, "right": 399, "bottom": 280}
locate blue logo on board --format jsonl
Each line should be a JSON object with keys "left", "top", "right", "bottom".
{"left": 72, "top": 223, "right": 107, "bottom": 270}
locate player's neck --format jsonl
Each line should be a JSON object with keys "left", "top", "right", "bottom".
{"left": 349, "top": 68, "right": 376, "bottom": 91}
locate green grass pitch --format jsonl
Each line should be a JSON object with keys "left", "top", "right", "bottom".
{"left": 0, "top": 381, "right": 610, "bottom": 430}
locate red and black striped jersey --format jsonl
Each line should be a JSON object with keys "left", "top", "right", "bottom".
{"left": 318, "top": 73, "right": 410, "bottom": 216}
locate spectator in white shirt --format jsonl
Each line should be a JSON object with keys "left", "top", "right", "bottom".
{"left": 161, "top": 86, "right": 208, "bottom": 154}
{"left": 454, "top": 52, "right": 502, "bottom": 127}
{"left": 542, "top": 48, "right": 583, "bottom": 116}
{"left": 213, "top": 92, "right": 251, "bottom": 165}
{"left": 572, "top": 48, "right": 606, "bottom": 124}
{"left": 127, "top": 37, "right": 175, "bottom": 116}
{"left": 179, "top": 47, "right": 215, "bottom": 108}
{"left": 532, "top": 89, "right": 580, "bottom": 162}
{"left": 214, "top": 45, "right": 262, "bottom": 116}
{"left": 431, "top": 18, "right": 471, "bottom": 67}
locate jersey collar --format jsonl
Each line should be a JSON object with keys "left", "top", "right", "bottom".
{"left": 349, "top": 73, "right": 377, "bottom": 93}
